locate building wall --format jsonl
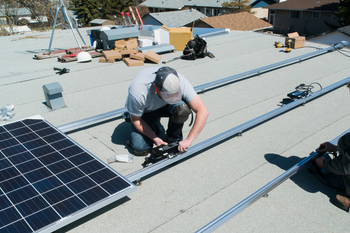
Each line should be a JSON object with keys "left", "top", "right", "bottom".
{"left": 142, "top": 15, "right": 162, "bottom": 26}
{"left": 252, "top": 7, "right": 269, "bottom": 19}
{"left": 271, "top": 10, "right": 340, "bottom": 36}
{"left": 190, "top": 20, "right": 212, "bottom": 28}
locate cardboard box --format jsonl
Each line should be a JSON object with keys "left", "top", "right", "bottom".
{"left": 102, "top": 50, "right": 122, "bottom": 60}
{"left": 115, "top": 39, "right": 127, "bottom": 47}
{"left": 169, "top": 27, "right": 192, "bottom": 51}
{"left": 161, "top": 25, "right": 170, "bottom": 32}
{"left": 123, "top": 58, "right": 144, "bottom": 67}
{"left": 145, "top": 50, "right": 161, "bottom": 64}
{"left": 121, "top": 49, "right": 138, "bottom": 56}
{"left": 99, "top": 57, "right": 115, "bottom": 63}
{"left": 285, "top": 32, "right": 305, "bottom": 49}
{"left": 130, "top": 52, "right": 146, "bottom": 61}
{"left": 125, "top": 38, "right": 138, "bottom": 50}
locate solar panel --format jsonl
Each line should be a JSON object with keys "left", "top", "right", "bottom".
{"left": 0, "top": 116, "right": 136, "bottom": 233}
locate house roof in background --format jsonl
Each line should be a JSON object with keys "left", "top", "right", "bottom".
{"left": 89, "top": 19, "right": 114, "bottom": 24}
{"left": 146, "top": 9, "right": 207, "bottom": 27}
{"left": 141, "top": 0, "right": 225, "bottom": 9}
{"left": 199, "top": 12, "right": 272, "bottom": 31}
{"left": 0, "top": 7, "right": 31, "bottom": 17}
{"left": 251, "top": 0, "right": 278, "bottom": 8}
{"left": 264, "top": 0, "right": 339, "bottom": 11}
{"left": 338, "top": 25, "right": 350, "bottom": 36}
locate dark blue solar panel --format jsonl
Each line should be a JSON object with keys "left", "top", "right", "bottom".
{"left": 0, "top": 117, "right": 135, "bottom": 232}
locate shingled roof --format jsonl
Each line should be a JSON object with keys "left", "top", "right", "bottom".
{"left": 338, "top": 25, "right": 350, "bottom": 36}
{"left": 141, "top": 0, "right": 224, "bottom": 9}
{"left": 264, "top": 0, "right": 339, "bottom": 11}
{"left": 145, "top": 9, "right": 207, "bottom": 27}
{"left": 199, "top": 12, "right": 272, "bottom": 31}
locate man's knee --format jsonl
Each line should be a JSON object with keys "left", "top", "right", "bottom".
{"left": 130, "top": 131, "right": 152, "bottom": 151}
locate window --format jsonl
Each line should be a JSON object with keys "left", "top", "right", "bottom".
{"left": 312, "top": 11, "right": 321, "bottom": 18}
{"left": 215, "top": 9, "right": 220, "bottom": 16}
{"left": 290, "top": 11, "right": 302, "bottom": 19}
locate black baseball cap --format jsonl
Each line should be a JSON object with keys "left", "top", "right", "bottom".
{"left": 154, "top": 67, "right": 181, "bottom": 104}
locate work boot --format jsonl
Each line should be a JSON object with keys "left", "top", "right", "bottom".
{"left": 126, "top": 140, "right": 150, "bottom": 156}
{"left": 333, "top": 194, "right": 350, "bottom": 212}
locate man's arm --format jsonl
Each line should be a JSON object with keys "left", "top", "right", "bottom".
{"left": 129, "top": 114, "right": 167, "bottom": 147}
{"left": 178, "top": 94, "right": 209, "bottom": 152}
{"left": 315, "top": 141, "right": 338, "bottom": 168}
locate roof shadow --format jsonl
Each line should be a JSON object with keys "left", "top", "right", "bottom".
{"left": 264, "top": 153, "right": 345, "bottom": 199}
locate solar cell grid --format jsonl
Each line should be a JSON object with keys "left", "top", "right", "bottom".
{"left": 0, "top": 117, "right": 136, "bottom": 233}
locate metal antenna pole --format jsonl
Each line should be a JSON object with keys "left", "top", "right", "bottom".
{"left": 48, "top": 5, "right": 60, "bottom": 54}
{"left": 59, "top": 0, "right": 82, "bottom": 49}
{"left": 48, "top": 0, "right": 86, "bottom": 53}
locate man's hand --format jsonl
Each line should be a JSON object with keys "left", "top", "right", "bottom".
{"left": 177, "top": 94, "right": 209, "bottom": 153}
{"left": 318, "top": 142, "right": 337, "bottom": 154}
{"left": 154, "top": 137, "right": 168, "bottom": 147}
{"left": 315, "top": 156, "right": 326, "bottom": 168}
{"left": 130, "top": 114, "right": 168, "bottom": 147}
{"left": 178, "top": 138, "right": 192, "bottom": 153}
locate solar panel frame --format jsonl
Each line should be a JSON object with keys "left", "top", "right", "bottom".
{"left": 0, "top": 116, "right": 136, "bottom": 233}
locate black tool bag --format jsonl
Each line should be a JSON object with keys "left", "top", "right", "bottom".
{"left": 183, "top": 34, "right": 208, "bottom": 60}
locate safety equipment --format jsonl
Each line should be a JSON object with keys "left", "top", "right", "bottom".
{"left": 100, "top": 26, "right": 111, "bottom": 31}
{"left": 170, "top": 103, "right": 193, "bottom": 126}
{"left": 77, "top": 52, "right": 92, "bottom": 63}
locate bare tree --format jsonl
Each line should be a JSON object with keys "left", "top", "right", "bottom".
{"left": 0, "top": 0, "right": 21, "bottom": 35}
{"left": 15, "top": 0, "right": 56, "bottom": 27}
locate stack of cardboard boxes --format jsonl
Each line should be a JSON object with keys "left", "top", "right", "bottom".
{"left": 98, "top": 25, "right": 193, "bottom": 67}
{"left": 99, "top": 38, "right": 161, "bottom": 67}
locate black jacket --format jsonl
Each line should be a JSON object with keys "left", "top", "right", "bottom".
{"left": 324, "top": 133, "right": 350, "bottom": 175}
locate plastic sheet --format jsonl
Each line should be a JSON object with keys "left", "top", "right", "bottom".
{"left": 107, "top": 154, "right": 134, "bottom": 163}
{"left": 1, "top": 104, "right": 15, "bottom": 120}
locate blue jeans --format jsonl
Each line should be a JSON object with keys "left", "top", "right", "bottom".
{"left": 129, "top": 101, "right": 185, "bottom": 151}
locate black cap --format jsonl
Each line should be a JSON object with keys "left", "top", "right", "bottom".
{"left": 154, "top": 67, "right": 179, "bottom": 92}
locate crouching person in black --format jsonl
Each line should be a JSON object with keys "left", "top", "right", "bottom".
{"left": 316, "top": 133, "right": 350, "bottom": 211}
{"left": 315, "top": 82, "right": 350, "bottom": 212}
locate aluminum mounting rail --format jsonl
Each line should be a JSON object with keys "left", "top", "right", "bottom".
{"left": 194, "top": 41, "right": 349, "bottom": 92}
{"left": 57, "top": 41, "right": 349, "bottom": 133}
{"left": 196, "top": 128, "right": 350, "bottom": 233}
{"left": 125, "top": 76, "right": 350, "bottom": 183}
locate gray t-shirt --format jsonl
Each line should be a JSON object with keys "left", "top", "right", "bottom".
{"left": 125, "top": 67, "right": 196, "bottom": 117}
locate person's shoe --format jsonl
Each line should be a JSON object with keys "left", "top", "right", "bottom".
{"left": 333, "top": 194, "right": 350, "bottom": 212}
{"left": 133, "top": 149, "right": 150, "bottom": 156}
{"left": 126, "top": 140, "right": 149, "bottom": 156}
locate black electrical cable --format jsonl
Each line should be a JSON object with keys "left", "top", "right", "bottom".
{"left": 295, "top": 82, "right": 322, "bottom": 95}
{"left": 333, "top": 42, "right": 350, "bottom": 58}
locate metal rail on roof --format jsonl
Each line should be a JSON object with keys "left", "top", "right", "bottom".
{"left": 125, "top": 76, "right": 350, "bottom": 183}
{"left": 57, "top": 41, "right": 349, "bottom": 133}
{"left": 196, "top": 128, "right": 350, "bottom": 233}
{"left": 194, "top": 41, "right": 348, "bottom": 92}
